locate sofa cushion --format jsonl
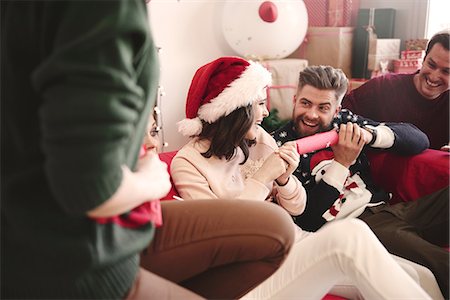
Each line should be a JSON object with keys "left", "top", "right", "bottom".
{"left": 367, "top": 149, "right": 449, "bottom": 203}
{"left": 159, "top": 150, "right": 179, "bottom": 200}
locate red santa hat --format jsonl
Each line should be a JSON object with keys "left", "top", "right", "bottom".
{"left": 177, "top": 56, "right": 272, "bottom": 136}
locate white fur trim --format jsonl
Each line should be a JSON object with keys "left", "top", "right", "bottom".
{"left": 177, "top": 117, "right": 203, "bottom": 136}
{"left": 198, "top": 61, "right": 272, "bottom": 123}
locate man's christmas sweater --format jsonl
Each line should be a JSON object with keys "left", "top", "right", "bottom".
{"left": 271, "top": 109, "right": 429, "bottom": 232}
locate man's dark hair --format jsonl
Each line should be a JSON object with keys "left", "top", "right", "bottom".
{"left": 199, "top": 104, "right": 254, "bottom": 164}
{"left": 425, "top": 30, "right": 450, "bottom": 56}
{"left": 298, "top": 65, "right": 348, "bottom": 105}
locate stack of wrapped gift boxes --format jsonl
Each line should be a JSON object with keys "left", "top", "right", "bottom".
{"left": 392, "top": 39, "right": 428, "bottom": 74}
{"left": 289, "top": 0, "right": 354, "bottom": 78}
{"left": 261, "top": 1, "right": 430, "bottom": 129}
{"left": 302, "top": 0, "right": 353, "bottom": 28}
{"left": 367, "top": 38, "right": 401, "bottom": 77}
{"left": 351, "top": 8, "right": 397, "bottom": 79}
{"left": 393, "top": 50, "right": 424, "bottom": 74}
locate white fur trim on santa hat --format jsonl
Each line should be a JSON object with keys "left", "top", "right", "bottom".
{"left": 198, "top": 60, "right": 272, "bottom": 123}
{"left": 177, "top": 117, "right": 203, "bottom": 137}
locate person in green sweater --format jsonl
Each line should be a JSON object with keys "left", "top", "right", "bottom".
{"left": 1, "top": 1, "right": 296, "bottom": 299}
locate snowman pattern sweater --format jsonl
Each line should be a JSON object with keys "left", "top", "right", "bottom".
{"left": 272, "top": 109, "right": 429, "bottom": 232}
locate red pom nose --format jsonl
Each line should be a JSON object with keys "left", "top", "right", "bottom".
{"left": 258, "top": 1, "right": 278, "bottom": 23}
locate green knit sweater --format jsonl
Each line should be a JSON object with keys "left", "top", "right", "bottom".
{"left": 1, "top": 0, "right": 159, "bottom": 298}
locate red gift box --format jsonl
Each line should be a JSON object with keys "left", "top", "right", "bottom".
{"left": 327, "top": 0, "right": 353, "bottom": 27}
{"left": 328, "top": 0, "right": 344, "bottom": 26}
{"left": 305, "top": 0, "right": 353, "bottom": 27}
{"left": 393, "top": 67, "right": 416, "bottom": 74}
{"left": 344, "top": 0, "right": 354, "bottom": 26}
{"left": 304, "top": 0, "right": 328, "bottom": 26}
{"left": 327, "top": 0, "right": 352, "bottom": 27}
{"left": 400, "top": 50, "right": 425, "bottom": 60}
{"left": 393, "top": 58, "right": 422, "bottom": 73}
{"left": 394, "top": 59, "right": 422, "bottom": 68}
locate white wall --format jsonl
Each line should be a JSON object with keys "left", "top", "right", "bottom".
{"left": 148, "top": 0, "right": 235, "bottom": 151}
{"left": 426, "top": 0, "right": 450, "bottom": 38}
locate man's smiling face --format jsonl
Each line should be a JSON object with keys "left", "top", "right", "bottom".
{"left": 414, "top": 43, "right": 450, "bottom": 100}
{"left": 292, "top": 85, "right": 340, "bottom": 138}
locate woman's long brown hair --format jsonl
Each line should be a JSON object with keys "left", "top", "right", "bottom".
{"left": 199, "top": 104, "right": 255, "bottom": 164}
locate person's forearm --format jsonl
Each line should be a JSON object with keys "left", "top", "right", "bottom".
{"left": 388, "top": 123, "right": 430, "bottom": 154}
{"left": 87, "top": 165, "right": 169, "bottom": 217}
{"left": 276, "top": 176, "right": 307, "bottom": 216}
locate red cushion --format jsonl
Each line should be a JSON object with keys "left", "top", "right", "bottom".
{"left": 323, "top": 295, "right": 347, "bottom": 300}
{"left": 159, "top": 151, "right": 180, "bottom": 200}
{"left": 368, "top": 149, "right": 449, "bottom": 203}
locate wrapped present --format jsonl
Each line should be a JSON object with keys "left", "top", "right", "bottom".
{"left": 350, "top": 0, "right": 361, "bottom": 25}
{"left": 327, "top": 0, "right": 344, "bottom": 27}
{"left": 393, "top": 59, "right": 422, "bottom": 73}
{"left": 368, "top": 38, "right": 400, "bottom": 71}
{"left": 289, "top": 27, "right": 354, "bottom": 78}
{"left": 393, "top": 66, "right": 419, "bottom": 74}
{"left": 304, "top": 0, "right": 328, "bottom": 26}
{"left": 405, "top": 39, "right": 428, "bottom": 51}
{"left": 262, "top": 59, "right": 308, "bottom": 120}
{"left": 352, "top": 8, "right": 396, "bottom": 78}
{"left": 394, "top": 59, "right": 422, "bottom": 68}
{"left": 357, "top": 8, "right": 396, "bottom": 38}
{"left": 343, "top": 0, "right": 354, "bottom": 26}
{"left": 401, "top": 50, "right": 425, "bottom": 60}
{"left": 327, "top": 0, "right": 353, "bottom": 27}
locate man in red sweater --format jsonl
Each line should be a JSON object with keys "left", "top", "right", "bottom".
{"left": 343, "top": 30, "right": 449, "bottom": 150}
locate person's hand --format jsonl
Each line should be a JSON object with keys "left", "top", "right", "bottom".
{"left": 87, "top": 151, "right": 171, "bottom": 218}
{"left": 332, "top": 123, "right": 366, "bottom": 168}
{"left": 275, "top": 141, "right": 300, "bottom": 185}
{"left": 136, "top": 151, "right": 171, "bottom": 201}
{"left": 252, "top": 152, "right": 287, "bottom": 185}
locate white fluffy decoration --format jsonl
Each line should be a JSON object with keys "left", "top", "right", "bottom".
{"left": 222, "top": 0, "right": 308, "bottom": 59}
{"left": 198, "top": 61, "right": 272, "bottom": 123}
{"left": 177, "top": 117, "right": 203, "bottom": 137}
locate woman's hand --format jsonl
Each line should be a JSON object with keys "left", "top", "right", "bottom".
{"left": 275, "top": 141, "right": 300, "bottom": 185}
{"left": 252, "top": 152, "right": 287, "bottom": 185}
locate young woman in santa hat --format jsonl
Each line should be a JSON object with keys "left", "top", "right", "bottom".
{"left": 137, "top": 107, "right": 297, "bottom": 299}
{"left": 171, "top": 56, "right": 433, "bottom": 300}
